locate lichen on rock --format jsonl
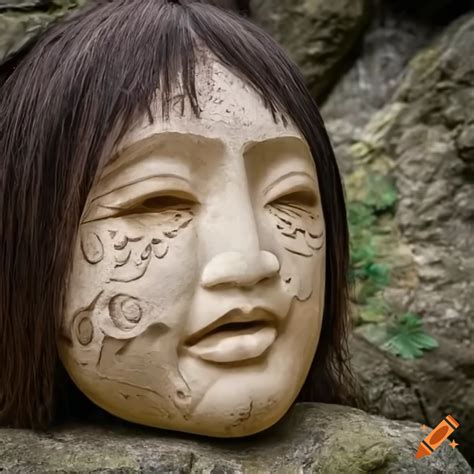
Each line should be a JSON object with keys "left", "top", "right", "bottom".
{"left": 0, "top": 404, "right": 471, "bottom": 472}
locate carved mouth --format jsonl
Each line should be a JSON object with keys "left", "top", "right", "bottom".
{"left": 186, "top": 309, "right": 277, "bottom": 363}
{"left": 187, "top": 308, "right": 275, "bottom": 344}
{"left": 190, "top": 319, "right": 270, "bottom": 343}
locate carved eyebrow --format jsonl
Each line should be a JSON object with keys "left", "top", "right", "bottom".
{"left": 90, "top": 173, "right": 191, "bottom": 203}
{"left": 243, "top": 135, "right": 308, "bottom": 154}
{"left": 105, "top": 131, "right": 223, "bottom": 170}
{"left": 262, "top": 171, "right": 316, "bottom": 196}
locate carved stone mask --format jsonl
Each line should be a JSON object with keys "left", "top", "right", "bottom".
{"left": 58, "top": 57, "right": 326, "bottom": 437}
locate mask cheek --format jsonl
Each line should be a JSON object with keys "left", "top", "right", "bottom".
{"left": 63, "top": 211, "right": 196, "bottom": 354}
{"left": 264, "top": 204, "right": 325, "bottom": 301}
{"left": 60, "top": 215, "right": 198, "bottom": 419}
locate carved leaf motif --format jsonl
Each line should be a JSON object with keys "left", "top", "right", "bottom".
{"left": 108, "top": 209, "right": 193, "bottom": 282}
{"left": 152, "top": 240, "right": 169, "bottom": 259}
{"left": 80, "top": 232, "right": 104, "bottom": 264}
{"left": 267, "top": 203, "right": 324, "bottom": 257}
{"left": 70, "top": 291, "right": 103, "bottom": 345}
{"left": 76, "top": 315, "right": 94, "bottom": 345}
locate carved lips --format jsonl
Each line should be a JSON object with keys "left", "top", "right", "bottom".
{"left": 185, "top": 307, "right": 278, "bottom": 363}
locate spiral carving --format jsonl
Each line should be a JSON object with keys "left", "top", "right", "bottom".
{"left": 109, "top": 294, "right": 143, "bottom": 330}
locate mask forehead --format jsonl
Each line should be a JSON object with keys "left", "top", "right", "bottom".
{"left": 114, "top": 55, "right": 305, "bottom": 163}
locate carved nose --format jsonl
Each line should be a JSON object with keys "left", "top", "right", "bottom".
{"left": 201, "top": 250, "right": 280, "bottom": 288}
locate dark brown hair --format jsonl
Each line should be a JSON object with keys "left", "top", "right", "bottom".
{"left": 0, "top": 0, "right": 357, "bottom": 429}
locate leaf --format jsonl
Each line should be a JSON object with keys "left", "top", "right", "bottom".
{"left": 365, "top": 262, "right": 390, "bottom": 287}
{"left": 363, "top": 175, "right": 398, "bottom": 212}
{"left": 381, "top": 313, "right": 439, "bottom": 359}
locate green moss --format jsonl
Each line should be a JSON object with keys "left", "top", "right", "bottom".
{"left": 347, "top": 172, "right": 396, "bottom": 310}
{"left": 347, "top": 169, "right": 438, "bottom": 358}
{"left": 408, "top": 47, "right": 440, "bottom": 76}
{"left": 318, "top": 423, "right": 391, "bottom": 473}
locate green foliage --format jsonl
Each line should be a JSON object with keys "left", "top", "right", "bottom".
{"left": 348, "top": 172, "right": 397, "bottom": 306}
{"left": 348, "top": 204, "right": 376, "bottom": 275}
{"left": 355, "top": 264, "right": 391, "bottom": 303}
{"left": 364, "top": 262, "right": 391, "bottom": 286}
{"left": 362, "top": 175, "right": 398, "bottom": 212}
{"left": 357, "top": 313, "right": 439, "bottom": 359}
{"left": 348, "top": 201, "right": 377, "bottom": 229}
{"left": 347, "top": 171, "right": 438, "bottom": 359}
{"left": 348, "top": 198, "right": 392, "bottom": 305}
{"left": 382, "top": 313, "right": 439, "bottom": 359}
{"left": 358, "top": 296, "right": 390, "bottom": 323}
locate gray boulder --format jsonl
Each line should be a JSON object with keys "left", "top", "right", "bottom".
{"left": 250, "top": 0, "right": 370, "bottom": 99}
{"left": 0, "top": 1, "right": 89, "bottom": 67}
{"left": 0, "top": 403, "right": 471, "bottom": 472}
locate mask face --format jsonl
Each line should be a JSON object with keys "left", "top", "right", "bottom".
{"left": 58, "top": 57, "right": 326, "bottom": 437}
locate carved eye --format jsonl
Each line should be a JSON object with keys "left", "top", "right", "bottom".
{"left": 141, "top": 194, "right": 195, "bottom": 210}
{"left": 273, "top": 190, "right": 317, "bottom": 207}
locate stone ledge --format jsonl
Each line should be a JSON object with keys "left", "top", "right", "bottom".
{"left": 0, "top": 403, "right": 470, "bottom": 472}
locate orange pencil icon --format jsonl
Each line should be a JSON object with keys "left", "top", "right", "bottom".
{"left": 416, "top": 415, "right": 459, "bottom": 459}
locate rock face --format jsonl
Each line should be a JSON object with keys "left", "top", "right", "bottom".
{"left": 323, "top": 11, "right": 474, "bottom": 463}
{"left": 0, "top": 404, "right": 470, "bottom": 473}
{"left": 250, "top": 0, "right": 370, "bottom": 99}
{"left": 0, "top": 0, "right": 244, "bottom": 71}
{"left": 322, "top": 1, "right": 436, "bottom": 164}
{"left": 0, "top": 1, "right": 89, "bottom": 67}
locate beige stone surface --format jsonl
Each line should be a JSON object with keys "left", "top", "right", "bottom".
{"left": 59, "top": 58, "right": 326, "bottom": 437}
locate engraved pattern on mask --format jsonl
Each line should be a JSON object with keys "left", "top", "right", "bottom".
{"left": 71, "top": 292, "right": 103, "bottom": 346}
{"left": 110, "top": 209, "right": 193, "bottom": 282}
{"left": 79, "top": 208, "right": 193, "bottom": 283}
{"left": 267, "top": 202, "right": 324, "bottom": 257}
{"left": 80, "top": 232, "right": 104, "bottom": 264}
{"left": 97, "top": 329, "right": 194, "bottom": 418}
{"left": 109, "top": 294, "right": 143, "bottom": 330}
{"left": 68, "top": 208, "right": 197, "bottom": 420}
{"left": 67, "top": 289, "right": 195, "bottom": 419}
{"left": 266, "top": 201, "right": 324, "bottom": 301}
